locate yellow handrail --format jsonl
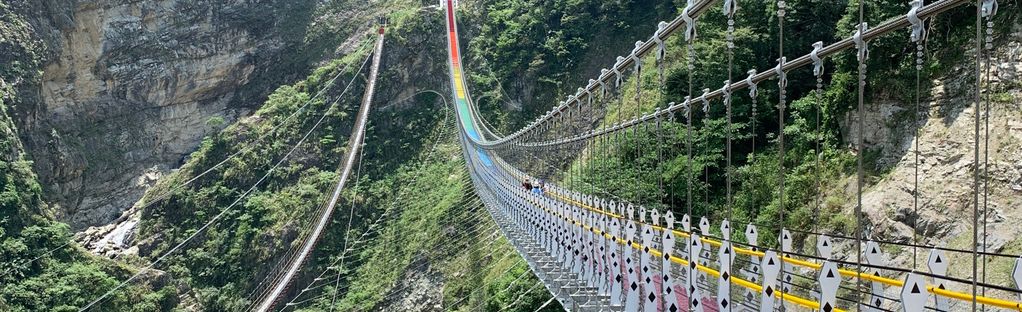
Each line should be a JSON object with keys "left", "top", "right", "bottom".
{"left": 526, "top": 180, "right": 1022, "bottom": 311}
{"left": 519, "top": 195, "right": 847, "bottom": 312}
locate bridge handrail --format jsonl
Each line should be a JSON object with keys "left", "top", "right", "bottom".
{"left": 505, "top": 0, "right": 973, "bottom": 149}
{"left": 482, "top": 162, "right": 848, "bottom": 311}
{"left": 465, "top": 0, "right": 718, "bottom": 148}
{"left": 494, "top": 156, "right": 1022, "bottom": 310}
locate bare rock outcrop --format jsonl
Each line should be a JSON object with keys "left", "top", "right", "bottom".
{"left": 837, "top": 29, "right": 1022, "bottom": 307}
{"left": 14, "top": 0, "right": 328, "bottom": 230}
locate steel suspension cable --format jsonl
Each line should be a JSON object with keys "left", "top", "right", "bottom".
{"left": 316, "top": 62, "right": 463, "bottom": 312}
{"left": 855, "top": 0, "right": 867, "bottom": 308}
{"left": 499, "top": 281, "right": 546, "bottom": 312}
{"left": 972, "top": 0, "right": 983, "bottom": 310}
{"left": 324, "top": 88, "right": 453, "bottom": 304}
{"left": 703, "top": 90, "right": 710, "bottom": 210}
{"left": 981, "top": 1, "right": 996, "bottom": 306}
{"left": 284, "top": 201, "right": 493, "bottom": 310}
{"left": 393, "top": 240, "right": 514, "bottom": 305}
{"left": 657, "top": 113, "right": 664, "bottom": 207}
{"left": 813, "top": 42, "right": 825, "bottom": 239}
{"left": 287, "top": 196, "right": 486, "bottom": 296}
{"left": 284, "top": 210, "right": 493, "bottom": 311}
{"left": 533, "top": 296, "right": 558, "bottom": 312}
{"left": 513, "top": 0, "right": 977, "bottom": 151}
{"left": 912, "top": 8, "right": 926, "bottom": 269}
{"left": 457, "top": 256, "right": 530, "bottom": 309}
{"left": 686, "top": 34, "right": 694, "bottom": 234}
{"left": 776, "top": 0, "right": 791, "bottom": 307}
{"left": 143, "top": 46, "right": 377, "bottom": 306}
{"left": 278, "top": 129, "right": 461, "bottom": 310}
{"left": 329, "top": 115, "right": 370, "bottom": 312}
{"left": 725, "top": 0, "right": 735, "bottom": 240}
{"left": 635, "top": 50, "right": 643, "bottom": 206}
{"left": 256, "top": 31, "right": 386, "bottom": 311}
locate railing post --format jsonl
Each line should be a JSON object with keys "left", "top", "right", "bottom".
{"left": 642, "top": 216, "right": 659, "bottom": 312}
{"left": 760, "top": 250, "right": 780, "bottom": 312}
{"left": 663, "top": 211, "right": 681, "bottom": 312}
{"left": 625, "top": 206, "right": 640, "bottom": 311}
{"left": 609, "top": 203, "right": 624, "bottom": 306}
{"left": 743, "top": 224, "right": 760, "bottom": 305}
{"left": 689, "top": 231, "right": 704, "bottom": 312}
{"left": 863, "top": 240, "right": 886, "bottom": 311}
{"left": 718, "top": 220, "right": 733, "bottom": 312}
{"left": 901, "top": 272, "right": 928, "bottom": 312}
{"left": 928, "top": 248, "right": 950, "bottom": 311}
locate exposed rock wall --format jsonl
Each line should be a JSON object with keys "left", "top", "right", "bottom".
{"left": 12, "top": 0, "right": 338, "bottom": 229}
{"left": 837, "top": 27, "right": 1022, "bottom": 304}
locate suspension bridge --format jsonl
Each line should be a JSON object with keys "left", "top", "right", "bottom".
{"left": 58, "top": 0, "right": 1022, "bottom": 311}
{"left": 447, "top": 0, "right": 1022, "bottom": 311}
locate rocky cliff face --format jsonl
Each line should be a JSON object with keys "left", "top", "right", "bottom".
{"left": 837, "top": 27, "right": 1022, "bottom": 303}
{"left": 842, "top": 32, "right": 1022, "bottom": 246}
{"left": 12, "top": 0, "right": 352, "bottom": 230}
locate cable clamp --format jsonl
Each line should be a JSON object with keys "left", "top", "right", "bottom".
{"left": 854, "top": 22, "right": 869, "bottom": 63}
{"left": 700, "top": 88, "right": 711, "bottom": 116}
{"left": 613, "top": 57, "right": 625, "bottom": 88}
{"left": 723, "top": 0, "right": 737, "bottom": 18}
{"left": 654, "top": 21, "right": 668, "bottom": 63}
{"left": 811, "top": 41, "right": 824, "bottom": 77}
{"left": 982, "top": 0, "right": 998, "bottom": 17}
{"left": 599, "top": 69, "right": 610, "bottom": 97}
{"left": 746, "top": 69, "right": 758, "bottom": 99}
{"left": 632, "top": 41, "right": 644, "bottom": 72}
{"left": 682, "top": 0, "right": 698, "bottom": 42}
{"left": 578, "top": 87, "right": 588, "bottom": 109}
{"left": 682, "top": 97, "right": 692, "bottom": 122}
{"left": 775, "top": 57, "right": 787, "bottom": 90}
{"left": 722, "top": 80, "right": 732, "bottom": 106}
{"left": 907, "top": 0, "right": 926, "bottom": 43}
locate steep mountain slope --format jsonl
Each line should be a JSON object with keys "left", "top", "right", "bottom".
{"left": 9, "top": 0, "right": 381, "bottom": 230}
{"left": 846, "top": 29, "right": 1022, "bottom": 301}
